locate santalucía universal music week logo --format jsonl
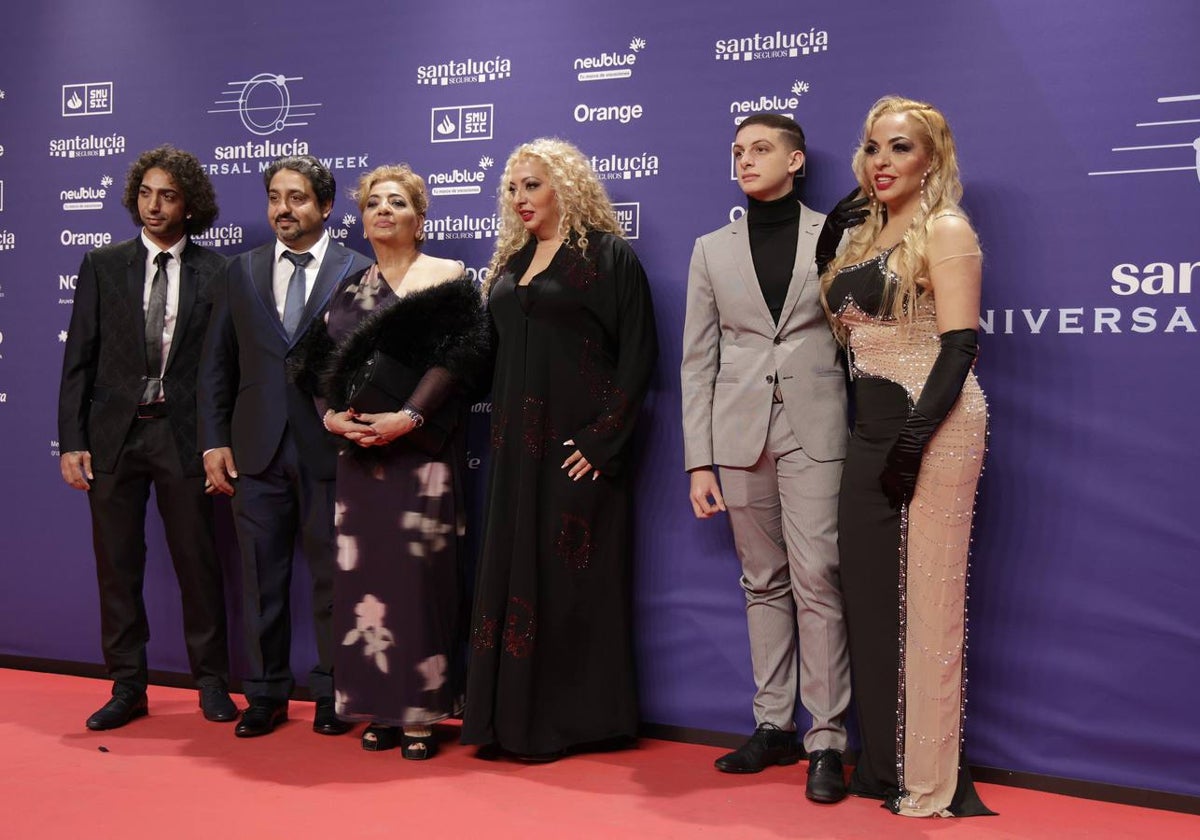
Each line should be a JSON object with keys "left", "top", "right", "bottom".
{"left": 574, "top": 37, "right": 645, "bottom": 82}
{"left": 205, "top": 73, "right": 316, "bottom": 174}
{"left": 714, "top": 26, "right": 829, "bottom": 62}
{"left": 416, "top": 54, "right": 512, "bottom": 86}
{"left": 1088, "top": 90, "right": 1200, "bottom": 186}
{"left": 428, "top": 155, "right": 494, "bottom": 197}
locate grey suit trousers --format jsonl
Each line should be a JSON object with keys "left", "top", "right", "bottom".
{"left": 719, "top": 402, "right": 850, "bottom": 752}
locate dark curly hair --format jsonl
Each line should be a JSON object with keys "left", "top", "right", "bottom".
{"left": 121, "top": 145, "right": 219, "bottom": 235}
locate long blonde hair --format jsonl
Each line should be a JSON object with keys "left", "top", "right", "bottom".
{"left": 820, "top": 96, "right": 973, "bottom": 335}
{"left": 484, "top": 138, "right": 622, "bottom": 292}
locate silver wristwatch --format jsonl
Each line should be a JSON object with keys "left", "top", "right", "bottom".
{"left": 401, "top": 407, "right": 425, "bottom": 428}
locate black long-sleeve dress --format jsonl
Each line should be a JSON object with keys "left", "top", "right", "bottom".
{"left": 462, "top": 232, "right": 658, "bottom": 756}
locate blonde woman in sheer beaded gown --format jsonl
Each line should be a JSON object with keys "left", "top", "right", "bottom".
{"left": 820, "top": 97, "right": 993, "bottom": 817}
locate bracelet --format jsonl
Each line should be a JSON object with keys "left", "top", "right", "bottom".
{"left": 400, "top": 407, "right": 425, "bottom": 428}
{"left": 322, "top": 409, "right": 336, "bottom": 432}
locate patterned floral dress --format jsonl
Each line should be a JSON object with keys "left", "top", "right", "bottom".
{"left": 462, "top": 232, "right": 658, "bottom": 755}
{"left": 326, "top": 266, "right": 465, "bottom": 726}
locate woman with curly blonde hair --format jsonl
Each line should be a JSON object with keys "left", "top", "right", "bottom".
{"left": 463, "top": 138, "right": 658, "bottom": 760}
{"left": 821, "top": 97, "right": 992, "bottom": 817}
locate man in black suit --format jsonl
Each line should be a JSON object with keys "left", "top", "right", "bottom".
{"left": 58, "top": 145, "right": 236, "bottom": 730}
{"left": 199, "top": 155, "right": 371, "bottom": 737}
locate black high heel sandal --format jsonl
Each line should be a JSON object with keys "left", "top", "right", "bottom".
{"left": 400, "top": 731, "right": 438, "bottom": 760}
{"left": 361, "top": 723, "right": 399, "bottom": 751}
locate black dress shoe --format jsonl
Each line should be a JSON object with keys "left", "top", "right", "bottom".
{"left": 312, "top": 697, "right": 351, "bottom": 735}
{"left": 806, "top": 749, "right": 848, "bottom": 803}
{"left": 714, "top": 723, "right": 802, "bottom": 773}
{"left": 86, "top": 693, "right": 148, "bottom": 731}
{"left": 235, "top": 699, "right": 288, "bottom": 738}
{"left": 199, "top": 685, "right": 238, "bottom": 722}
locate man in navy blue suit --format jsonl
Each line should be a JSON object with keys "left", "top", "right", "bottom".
{"left": 199, "top": 155, "right": 372, "bottom": 737}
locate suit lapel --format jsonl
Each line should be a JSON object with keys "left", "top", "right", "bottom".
{"left": 729, "top": 217, "right": 775, "bottom": 327}
{"left": 124, "top": 239, "right": 150, "bottom": 368}
{"left": 165, "top": 242, "right": 200, "bottom": 372}
{"left": 290, "top": 243, "right": 354, "bottom": 347}
{"left": 776, "top": 202, "right": 822, "bottom": 328}
{"left": 249, "top": 244, "right": 286, "bottom": 341}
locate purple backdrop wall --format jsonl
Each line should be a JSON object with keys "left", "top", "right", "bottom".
{"left": 0, "top": 0, "right": 1197, "bottom": 798}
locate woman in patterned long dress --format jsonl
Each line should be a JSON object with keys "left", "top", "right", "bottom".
{"left": 317, "top": 165, "right": 488, "bottom": 760}
{"left": 820, "top": 97, "right": 993, "bottom": 816}
{"left": 461, "top": 138, "right": 658, "bottom": 760}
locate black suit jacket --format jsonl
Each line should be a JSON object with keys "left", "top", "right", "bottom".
{"left": 198, "top": 239, "right": 372, "bottom": 479}
{"left": 58, "top": 236, "right": 226, "bottom": 476}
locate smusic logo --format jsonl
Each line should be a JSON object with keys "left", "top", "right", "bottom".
{"left": 417, "top": 55, "right": 512, "bottom": 86}
{"left": 431, "top": 105, "right": 494, "bottom": 143}
{"left": 62, "top": 82, "right": 113, "bottom": 117}
{"left": 208, "top": 73, "right": 321, "bottom": 136}
{"left": 715, "top": 27, "right": 830, "bottom": 62}
{"left": 612, "top": 202, "right": 640, "bottom": 239}
{"left": 428, "top": 155, "right": 495, "bottom": 197}
{"left": 574, "top": 37, "right": 645, "bottom": 82}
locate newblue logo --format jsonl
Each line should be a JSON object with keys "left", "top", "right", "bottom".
{"left": 424, "top": 212, "right": 500, "bottom": 241}
{"left": 326, "top": 214, "right": 358, "bottom": 243}
{"left": 715, "top": 28, "right": 829, "bottom": 62}
{"left": 429, "top": 156, "right": 495, "bottom": 197}
{"left": 417, "top": 56, "right": 512, "bottom": 86}
{"left": 730, "top": 81, "right": 810, "bottom": 124}
{"left": 575, "top": 37, "right": 645, "bottom": 82}
{"left": 61, "top": 175, "right": 112, "bottom": 211}
{"left": 431, "top": 105, "right": 494, "bottom": 143}
{"left": 590, "top": 152, "right": 659, "bottom": 181}
{"left": 208, "top": 73, "right": 320, "bottom": 136}
{"left": 62, "top": 82, "right": 113, "bottom": 117}
{"left": 49, "top": 133, "right": 126, "bottom": 159}
{"left": 612, "top": 202, "right": 640, "bottom": 239}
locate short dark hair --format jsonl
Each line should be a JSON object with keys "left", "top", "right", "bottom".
{"left": 735, "top": 113, "right": 806, "bottom": 154}
{"left": 122, "top": 145, "right": 219, "bottom": 234}
{"left": 262, "top": 155, "right": 336, "bottom": 206}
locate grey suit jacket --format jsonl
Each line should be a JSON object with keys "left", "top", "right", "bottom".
{"left": 681, "top": 202, "right": 848, "bottom": 470}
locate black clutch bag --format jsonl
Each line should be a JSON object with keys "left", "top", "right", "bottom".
{"left": 343, "top": 350, "right": 457, "bottom": 456}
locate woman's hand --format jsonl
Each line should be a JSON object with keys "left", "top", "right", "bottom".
{"left": 354, "top": 410, "right": 417, "bottom": 447}
{"left": 561, "top": 439, "right": 600, "bottom": 481}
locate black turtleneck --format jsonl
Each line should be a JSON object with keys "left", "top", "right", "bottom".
{"left": 747, "top": 190, "right": 801, "bottom": 324}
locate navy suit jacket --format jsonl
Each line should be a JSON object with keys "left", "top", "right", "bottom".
{"left": 59, "top": 236, "right": 225, "bottom": 476}
{"left": 198, "top": 239, "right": 372, "bottom": 479}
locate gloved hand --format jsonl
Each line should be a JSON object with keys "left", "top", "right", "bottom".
{"left": 816, "top": 187, "right": 870, "bottom": 274}
{"left": 880, "top": 409, "right": 938, "bottom": 508}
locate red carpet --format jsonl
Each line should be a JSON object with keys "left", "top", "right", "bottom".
{"left": 3, "top": 669, "right": 1194, "bottom": 839}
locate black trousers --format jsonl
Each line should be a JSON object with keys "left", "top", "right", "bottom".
{"left": 87, "top": 416, "right": 229, "bottom": 696}
{"left": 231, "top": 426, "right": 337, "bottom": 703}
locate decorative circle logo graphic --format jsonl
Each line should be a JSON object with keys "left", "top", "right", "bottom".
{"left": 1088, "top": 92, "right": 1200, "bottom": 186}
{"left": 209, "top": 73, "right": 321, "bottom": 136}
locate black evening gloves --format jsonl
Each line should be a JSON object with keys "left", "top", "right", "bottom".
{"left": 880, "top": 328, "right": 978, "bottom": 508}
{"left": 815, "top": 188, "right": 870, "bottom": 275}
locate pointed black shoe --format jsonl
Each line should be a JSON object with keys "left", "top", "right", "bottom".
{"left": 805, "top": 749, "right": 848, "bottom": 803}
{"left": 714, "top": 723, "right": 802, "bottom": 773}
{"left": 235, "top": 699, "right": 288, "bottom": 737}
{"left": 86, "top": 693, "right": 148, "bottom": 731}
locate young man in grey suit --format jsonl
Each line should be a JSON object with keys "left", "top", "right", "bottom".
{"left": 681, "top": 114, "right": 860, "bottom": 803}
{"left": 199, "top": 155, "right": 372, "bottom": 738}
{"left": 58, "top": 145, "right": 235, "bottom": 730}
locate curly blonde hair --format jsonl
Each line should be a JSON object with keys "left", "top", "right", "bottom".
{"left": 485, "top": 138, "right": 622, "bottom": 290}
{"left": 821, "top": 96, "right": 974, "bottom": 336}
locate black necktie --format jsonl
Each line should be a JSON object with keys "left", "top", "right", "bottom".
{"left": 141, "top": 251, "right": 170, "bottom": 404}
{"left": 281, "top": 250, "right": 314, "bottom": 338}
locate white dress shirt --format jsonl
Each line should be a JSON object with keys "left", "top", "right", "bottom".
{"left": 140, "top": 230, "right": 188, "bottom": 378}
{"left": 272, "top": 231, "right": 331, "bottom": 321}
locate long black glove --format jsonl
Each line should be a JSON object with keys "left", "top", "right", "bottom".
{"left": 880, "top": 328, "right": 979, "bottom": 508}
{"left": 815, "top": 187, "right": 870, "bottom": 274}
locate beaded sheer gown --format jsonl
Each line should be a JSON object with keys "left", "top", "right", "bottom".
{"left": 827, "top": 246, "right": 992, "bottom": 817}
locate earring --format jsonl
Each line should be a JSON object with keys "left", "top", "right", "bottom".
{"left": 920, "top": 170, "right": 930, "bottom": 194}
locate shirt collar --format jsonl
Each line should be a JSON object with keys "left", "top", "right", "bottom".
{"left": 274, "top": 230, "right": 331, "bottom": 266}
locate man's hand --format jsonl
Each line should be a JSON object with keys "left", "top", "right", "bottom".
{"left": 60, "top": 451, "right": 93, "bottom": 491}
{"left": 689, "top": 468, "right": 727, "bottom": 519}
{"left": 203, "top": 447, "right": 238, "bottom": 496}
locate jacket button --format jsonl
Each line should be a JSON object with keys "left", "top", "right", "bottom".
{"left": 773, "top": 337, "right": 782, "bottom": 345}
{"left": 765, "top": 375, "right": 774, "bottom": 384}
